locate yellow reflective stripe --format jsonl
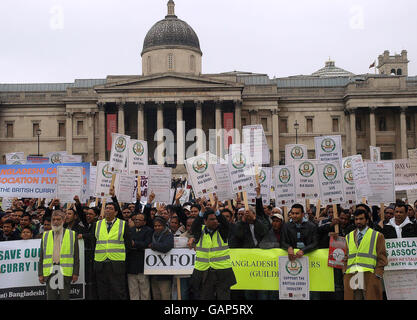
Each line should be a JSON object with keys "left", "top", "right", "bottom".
{"left": 68, "top": 229, "right": 74, "bottom": 256}
{"left": 60, "top": 264, "right": 74, "bottom": 268}
{"left": 347, "top": 263, "right": 375, "bottom": 270}
{"left": 368, "top": 230, "right": 377, "bottom": 256}
{"left": 118, "top": 220, "right": 124, "bottom": 241}
{"left": 95, "top": 249, "right": 125, "bottom": 254}
{"left": 196, "top": 257, "right": 209, "bottom": 263}
{"left": 96, "top": 220, "right": 103, "bottom": 239}
{"left": 210, "top": 255, "right": 230, "bottom": 262}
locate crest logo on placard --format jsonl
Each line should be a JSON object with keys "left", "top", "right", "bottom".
{"left": 291, "top": 146, "right": 304, "bottom": 160}
{"left": 12, "top": 161, "right": 22, "bottom": 165}
{"left": 285, "top": 259, "right": 303, "bottom": 276}
{"left": 133, "top": 142, "right": 144, "bottom": 156}
{"left": 258, "top": 169, "right": 267, "bottom": 184}
{"left": 321, "top": 138, "right": 336, "bottom": 153}
{"left": 115, "top": 137, "right": 127, "bottom": 153}
{"left": 299, "top": 161, "right": 314, "bottom": 178}
{"left": 192, "top": 158, "right": 208, "bottom": 174}
{"left": 51, "top": 153, "right": 62, "bottom": 164}
{"left": 232, "top": 153, "right": 246, "bottom": 170}
{"left": 279, "top": 168, "right": 291, "bottom": 184}
{"left": 343, "top": 158, "right": 352, "bottom": 169}
{"left": 323, "top": 164, "right": 337, "bottom": 181}
{"left": 344, "top": 170, "right": 354, "bottom": 185}
{"left": 102, "top": 164, "right": 113, "bottom": 179}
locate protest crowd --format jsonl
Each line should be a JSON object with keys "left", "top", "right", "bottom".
{"left": 1, "top": 131, "right": 417, "bottom": 301}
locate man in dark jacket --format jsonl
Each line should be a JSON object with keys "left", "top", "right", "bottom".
{"left": 127, "top": 213, "right": 153, "bottom": 300}
{"left": 382, "top": 202, "right": 417, "bottom": 239}
{"left": 0, "top": 219, "right": 21, "bottom": 241}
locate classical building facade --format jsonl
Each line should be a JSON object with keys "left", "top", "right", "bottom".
{"left": 1, "top": 1, "right": 417, "bottom": 174}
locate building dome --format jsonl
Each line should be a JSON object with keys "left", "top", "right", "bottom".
{"left": 141, "top": 1, "right": 202, "bottom": 56}
{"left": 312, "top": 59, "right": 354, "bottom": 77}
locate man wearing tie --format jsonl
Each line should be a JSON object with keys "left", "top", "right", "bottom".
{"left": 343, "top": 209, "right": 387, "bottom": 300}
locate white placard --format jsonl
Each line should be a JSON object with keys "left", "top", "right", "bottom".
{"left": 274, "top": 165, "right": 296, "bottom": 206}
{"left": 6, "top": 152, "right": 25, "bottom": 165}
{"left": 394, "top": 159, "right": 417, "bottom": 191}
{"left": 115, "top": 174, "right": 136, "bottom": 204}
{"left": 128, "top": 139, "right": 148, "bottom": 176}
{"left": 279, "top": 256, "right": 310, "bottom": 300}
{"left": 351, "top": 155, "right": 371, "bottom": 202}
{"left": 285, "top": 144, "right": 308, "bottom": 165}
{"left": 213, "top": 163, "right": 234, "bottom": 202}
{"left": 314, "top": 135, "right": 342, "bottom": 164}
{"left": 242, "top": 124, "right": 270, "bottom": 165}
{"left": 370, "top": 146, "right": 381, "bottom": 162}
{"left": 294, "top": 160, "right": 320, "bottom": 201}
{"left": 185, "top": 152, "right": 218, "bottom": 198}
{"left": 384, "top": 270, "right": 417, "bottom": 300}
{"left": 95, "top": 161, "right": 113, "bottom": 198}
{"left": 247, "top": 167, "right": 272, "bottom": 205}
{"left": 342, "top": 157, "right": 356, "bottom": 206}
{"left": 109, "top": 133, "right": 130, "bottom": 173}
{"left": 148, "top": 166, "right": 172, "bottom": 204}
{"left": 62, "top": 155, "right": 82, "bottom": 163}
{"left": 228, "top": 145, "right": 256, "bottom": 194}
{"left": 56, "top": 166, "right": 83, "bottom": 203}
{"left": 47, "top": 151, "right": 67, "bottom": 164}
{"left": 317, "top": 161, "right": 345, "bottom": 205}
{"left": 89, "top": 166, "right": 97, "bottom": 197}
{"left": 366, "top": 161, "right": 395, "bottom": 205}
{"left": 144, "top": 249, "right": 195, "bottom": 275}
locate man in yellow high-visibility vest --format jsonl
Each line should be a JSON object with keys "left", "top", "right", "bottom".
{"left": 38, "top": 210, "right": 80, "bottom": 300}
{"left": 343, "top": 208, "right": 387, "bottom": 300}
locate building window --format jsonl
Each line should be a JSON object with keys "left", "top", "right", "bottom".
{"left": 168, "top": 53, "right": 174, "bottom": 71}
{"left": 356, "top": 118, "right": 362, "bottom": 131}
{"left": 6, "top": 123, "right": 13, "bottom": 138}
{"left": 332, "top": 118, "right": 339, "bottom": 132}
{"left": 32, "top": 123, "right": 40, "bottom": 137}
{"left": 406, "top": 116, "right": 411, "bottom": 131}
{"left": 190, "top": 55, "right": 195, "bottom": 72}
{"left": 77, "top": 121, "right": 84, "bottom": 136}
{"left": 306, "top": 118, "right": 313, "bottom": 133}
{"left": 58, "top": 122, "right": 66, "bottom": 137}
{"left": 242, "top": 118, "right": 247, "bottom": 127}
{"left": 379, "top": 117, "right": 387, "bottom": 131}
{"left": 397, "top": 69, "right": 402, "bottom": 76}
{"left": 279, "top": 118, "right": 288, "bottom": 133}
{"left": 261, "top": 118, "right": 268, "bottom": 132}
{"left": 147, "top": 56, "right": 152, "bottom": 74}
{"left": 390, "top": 69, "right": 396, "bottom": 75}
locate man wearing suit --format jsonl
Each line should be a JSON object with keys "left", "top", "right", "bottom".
{"left": 343, "top": 209, "right": 388, "bottom": 300}
{"left": 92, "top": 201, "right": 132, "bottom": 300}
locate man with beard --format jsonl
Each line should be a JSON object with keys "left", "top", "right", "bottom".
{"left": 38, "top": 210, "right": 80, "bottom": 300}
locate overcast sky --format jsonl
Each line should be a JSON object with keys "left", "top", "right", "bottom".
{"left": 1, "top": 0, "right": 416, "bottom": 83}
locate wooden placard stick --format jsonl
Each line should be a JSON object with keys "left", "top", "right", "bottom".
{"left": 209, "top": 193, "right": 215, "bottom": 209}
{"left": 333, "top": 204, "right": 339, "bottom": 234}
{"left": 100, "top": 198, "right": 106, "bottom": 219}
{"left": 242, "top": 191, "right": 249, "bottom": 211}
{"left": 37, "top": 198, "right": 41, "bottom": 208}
{"left": 284, "top": 206, "right": 289, "bottom": 223}
{"left": 137, "top": 175, "right": 141, "bottom": 199}
{"left": 177, "top": 277, "right": 182, "bottom": 301}
{"left": 316, "top": 200, "right": 321, "bottom": 219}
{"left": 305, "top": 199, "right": 310, "bottom": 213}
{"left": 380, "top": 203, "right": 385, "bottom": 226}
{"left": 110, "top": 173, "right": 117, "bottom": 195}
{"left": 87, "top": 199, "right": 92, "bottom": 207}
{"left": 255, "top": 165, "right": 260, "bottom": 185}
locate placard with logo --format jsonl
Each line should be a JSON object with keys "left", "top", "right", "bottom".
{"left": 342, "top": 157, "right": 356, "bottom": 207}
{"left": 370, "top": 146, "right": 381, "bottom": 162}
{"left": 185, "top": 152, "right": 218, "bottom": 199}
{"left": 317, "top": 161, "right": 345, "bottom": 205}
{"left": 294, "top": 160, "right": 319, "bottom": 201}
{"left": 109, "top": 133, "right": 130, "bottom": 173}
{"left": 6, "top": 152, "right": 25, "bottom": 165}
{"left": 314, "top": 135, "right": 342, "bottom": 164}
{"left": 228, "top": 144, "right": 256, "bottom": 194}
{"left": 366, "top": 161, "right": 395, "bottom": 205}
{"left": 95, "top": 161, "right": 113, "bottom": 198}
{"left": 128, "top": 139, "right": 148, "bottom": 176}
{"left": 285, "top": 144, "right": 308, "bottom": 165}
{"left": 47, "top": 151, "right": 67, "bottom": 164}
{"left": 246, "top": 167, "right": 272, "bottom": 205}
{"left": 328, "top": 236, "right": 347, "bottom": 269}
{"left": 279, "top": 256, "right": 310, "bottom": 300}
{"left": 274, "top": 165, "right": 296, "bottom": 206}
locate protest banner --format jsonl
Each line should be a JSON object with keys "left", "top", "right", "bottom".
{"left": 62, "top": 155, "right": 83, "bottom": 163}
{"left": 285, "top": 144, "right": 308, "bottom": 165}
{"left": 46, "top": 152, "right": 67, "bottom": 164}
{"left": 247, "top": 167, "right": 272, "bottom": 205}
{"left": 314, "top": 135, "right": 342, "bottom": 164}
{"left": 56, "top": 166, "right": 83, "bottom": 203}
{"left": 366, "top": 161, "right": 395, "bottom": 205}
{"left": 294, "top": 160, "right": 319, "bottom": 201}
{"left": 109, "top": 133, "right": 130, "bottom": 173}
{"left": 384, "top": 270, "right": 417, "bottom": 300}
{"left": 148, "top": 166, "right": 172, "bottom": 204}
{"left": 317, "top": 161, "right": 345, "bottom": 205}
{"left": 279, "top": 256, "right": 309, "bottom": 300}
{"left": 242, "top": 124, "right": 270, "bottom": 165}
{"left": 95, "top": 161, "right": 113, "bottom": 198}
{"left": 26, "top": 156, "right": 49, "bottom": 164}
{"left": 213, "top": 163, "right": 234, "bottom": 202}
{"left": 0, "top": 240, "right": 85, "bottom": 300}
{"left": 144, "top": 248, "right": 334, "bottom": 292}
{"left": 6, "top": 153, "right": 25, "bottom": 165}
{"left": 393, "top": 159, "right": 417, "bottom": 191}
{"left": 128, "top": 139, "right": 148, "bottom": 176}
{"left": 273, "top": 165, "right": 296, "bottom": 206}
{"left": 342, "top": 157, "right": 356, "bottom": 206}
{"left": 385, "top": 238, "right": 417, "bottom": 270}
{"left": 351, "top": 155, "right": 371, "bottom": 203}
{"left": 228, "top": 144, "right": 256, "bottom": 194}
{"left": 185, "top": 152, "right": 218, "bottom": 199}
{"left": 0, "top": 163, "right": 90, "bottom": 201}
{"left": 328, "top": 236, "right": 346, "bottom": 269}
{"left": 370, "top": 146, "right": 381, "bottom": 162}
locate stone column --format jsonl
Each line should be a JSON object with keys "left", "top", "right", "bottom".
{"left": 65, "top": 111, "right": 73, "bottom": 154}
{"left": 369, "top": 107, "right": 377, "bottom": 147}
{"left": 156, "top": 102, "right": 164, "bottom": 165}
{"left": 195, "top": 100, "right": 203, "bottom": 155}
{"left": 176, "top": 101, "right": 185, "bottom": 166}
{"left": 137, "top": 101, "right": 145, "bottom": 141}
{"left": 215, "top": 100, "right": 223, "bottom": 158}
{"left": 97, "top": 103, "right": 106, "bottom": 161}
{"left": 234, "top": 100, "right": 242, "bottom": 144}
{"left": 349, "top": 108, "right": 357, "bottom": 155}
{"left": 117, "top": 101, "right": 125, "bottom": 135}
{"left": 87, "top": 112, "right": 95, "bottom": 162}
{"left": 400, "top": 106, "right": 408, "bottom": 159}
{"left": 272, "top": 108, "right": 280, "bottom": 165}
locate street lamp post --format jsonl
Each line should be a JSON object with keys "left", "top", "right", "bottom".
{"left": 294, "top": 120, "right": 299, "bottom": 144}
{"left": 36, "top": 128, "right": 42, "bottom": 156}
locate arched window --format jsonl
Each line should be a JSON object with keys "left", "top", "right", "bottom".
{"left": 397, "top": 68, "right": 402, "bottom": 76}
{"left": 168, "top": 53, "right": 174, "bottom": 71}
{"left": 190, "top": 55, "right": 195, "bottom": 72}
{"left": 390, "top": 69, "right": 396, "bottom": 75}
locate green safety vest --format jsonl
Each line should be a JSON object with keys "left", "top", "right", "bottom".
{"left": 94, "top": 218, "right": 126, "bottom": 262}
{"left": 345, "top": 228, "right": 378, "bottom": 274}
{"left": 42, "top": 229, "right": 75, "bottom": 277}
{"left": 194, "top": 226, "right": 232, "bottom": 271}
